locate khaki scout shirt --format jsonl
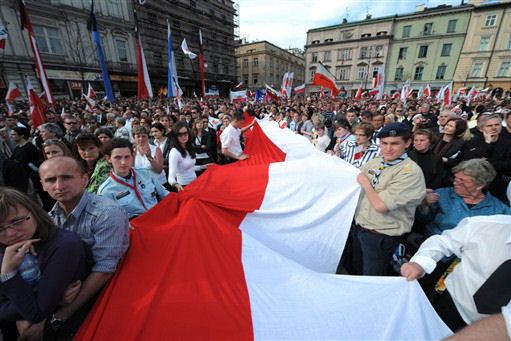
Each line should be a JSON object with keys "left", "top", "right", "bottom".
{"left": 355, "top": 156, "right": 425, "bottom": 236}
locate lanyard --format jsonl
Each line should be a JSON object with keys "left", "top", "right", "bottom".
{"left": 109, "top": 170, "right": 147, "bottom": 210}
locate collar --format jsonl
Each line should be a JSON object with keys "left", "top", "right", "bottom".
{"left": 50, "top": 191, "right": 90, "bottom": 220}
{"left": 111, "top": 168, "right": 135, "bottom": 182}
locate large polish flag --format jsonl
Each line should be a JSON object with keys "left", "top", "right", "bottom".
{"left": 76, "top": 120, "right": 451, "bottom": 340}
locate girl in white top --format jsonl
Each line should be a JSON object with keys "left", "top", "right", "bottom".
{"left": 133, "top": 126, "right": 166, "bottom": 184}
{"left": 168, "top": 121, "right": 209, "bottom": 191}
{"left": 313, "top": 124, "right": 331, "bottom": 153}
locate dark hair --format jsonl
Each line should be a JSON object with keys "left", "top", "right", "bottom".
{"left": 334, "top": 117, "right": 351, "bottom": 131}
{"left": 12, "top": 126, "right": 30, "bottom": 139}
{"left": 151, "top": 122, "right": 166, "bottom": 133}
{"left": 131, "top": 125, "right": 148, "bottom": 136}
{"left": 0, "top": 187, "right": 56, "bottom": 244}
{"left": 104, "top": 138, "right": 133, "bottom": 156}
{"left": 446, "top": 118, "right": 468, "bottom": 138}
{"left": 413, "top": 129, "right": 434, "bottom": 142}
{"left": 232, "top": 110, "right": 245, "bottom": 122}
{"left": 94, "top": 128, "right": 114, "bottom": 139}
{"left": 171, "top": 121, "right": 195, "bottom": 159}
{"left": 73, "top": 133, "right": 103, "bottom": 168}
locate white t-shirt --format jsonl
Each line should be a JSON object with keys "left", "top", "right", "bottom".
{"left": 168, "top": 148, "right": 198, "bottom": 186}
{"left": 135, "top": 144, "right": 167, "bottom": 184}
{"left": 220, "top": 124, "right": 243, "bottom": 157}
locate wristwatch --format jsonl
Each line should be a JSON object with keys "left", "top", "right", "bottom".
{"left": 50, "top": 313, "right": 64, "bottom": 331}
{"left": 0, "top": 271, "right": 17, "bottom": 283}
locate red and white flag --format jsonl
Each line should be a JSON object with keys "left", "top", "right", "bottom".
{"left": 423, "top": 84, "right": 431, "bottom": 98}
{"left": 229, "top": 89, "right": 247, "bottom": 103}
{"left": 443, "top": 82, "right": 452, "bottom": 106}
{"left": 26, "top": 76, "right": 46, "bottom": 128}
{"left": 5, "top": 81, "right": 22, "bottom": 103}
{"left": 0, "top": 23, "right": 7, "bottom": 49}
{"left": 392, "top": 91, "right": 401, "bottom": 100}
{"left": 280, "top": 72, "right": 294, "bottom": 98}
{"left": 400, "top": 81, "right": 410, "bottom": 103}
{"left": 293, "top": 84, "right": 305, "bottom": 95}
{"left": 136, "top": 37, "right": 153, "bottom": 99}
{"left": 87, "top": 83, "right": 96, "bottom": 98}
{"left": 20, "top": 0, "right": 54, "bottom": 105}
{"left": 311, "top": 62, "right": 340, "bottom": 97}
{"left": 354, "top": 83, "right": 363, "bottom": 100}
{"left": 76, "top": 121, "right": 451, "bottom": 341}
{"left": 466, "top": 86, "right": 478, "bottom": 106}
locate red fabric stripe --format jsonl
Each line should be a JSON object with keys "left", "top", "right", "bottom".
{"left": 136, "top": 40, "right": 149, "bottom": 100}
{"left": 75, "top": 122, "right": 286, "bottom": 340}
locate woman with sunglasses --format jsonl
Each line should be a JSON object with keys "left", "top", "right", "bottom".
{"left": 168, "top": 121, "right": 209, "bottom": 192}
{"left": 0, "top": 188, "right": 88, "bottom": 340}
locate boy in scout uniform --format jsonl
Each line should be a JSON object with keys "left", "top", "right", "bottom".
{"left": 353, "top": 122, "right": 425, "bottom": 276}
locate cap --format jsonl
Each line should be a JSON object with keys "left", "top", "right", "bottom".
{"left": 376, "top": 122, "right": 411, "bottom": 139}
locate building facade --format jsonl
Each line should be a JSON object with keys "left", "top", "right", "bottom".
{"left": 235, "top": 41, "right": 305, "bottom": 90}
{"left": 137, "top": 0, "right": 238, "bottom": 97}
{"left": 386, "top": 4, "right": 471, "bottom": 94}
{"left": 453, "top": 0, "right": 511, "bottom": 92}
{"left": 305, "top": 16, "right": 394, "bottom": 95}
{"left": 0, "top": 0, "right": 238, "bottom": 100}
{"left": 0, "top": 0, "right": 136, "bottom": 99}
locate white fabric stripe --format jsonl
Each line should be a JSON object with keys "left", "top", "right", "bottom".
{"left": 30, "top": 35, "right": 53, "bottom": 104}
{"left": 241, "top": 232, "right": 451, "bottom": 340}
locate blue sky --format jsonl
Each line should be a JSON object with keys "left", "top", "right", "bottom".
{"left": 237, "top": 0, "right": 463, "bottom": 49}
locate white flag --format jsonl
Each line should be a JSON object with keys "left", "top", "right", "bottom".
{"left": 181, "top": 39, "right": 197, "bottom": 60}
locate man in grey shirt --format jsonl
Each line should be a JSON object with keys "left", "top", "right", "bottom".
{"left": 38, "top": 156, "right": 129, "bottom": 333}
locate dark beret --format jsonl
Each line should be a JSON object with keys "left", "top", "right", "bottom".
{"left": 376, "top": 122, "right": 411, "bottom": 139}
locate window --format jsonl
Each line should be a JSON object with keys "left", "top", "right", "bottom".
{"left": 253, "top": 57, "right": 258, "bottom": 66}
{"left": 423, "top": 23, "right": 433, "bottom": 35}
{"left": 361, "top": 33, "right": 371, "bottom": 38}
{"left": 441, "top": 43, "right": 452, "bottom": 57}
{"left": 33, "top": 25, "right": 63, "bottom": 55}
{"left": 360, "top": 47, "right": 368, "bottom": 59}
{"left": 376, "top": 31, "right": 387, "bottom": 36}
{"left": 338, "top": 67, "right": 350, "bottom": 80}
{"left": 338, "top": 48, "right": 351, "bottom": 61}
{"left": 414, "top": 66, "right": 424, "bottom": 80}
{"left": 242, "top": 58, "right": 248, "bottom": 67}
{"left": 447, "top": 19, "right": 457, "bottom": 33}
{"left": 402, "top": 25, "right": 411, "bottom": 38}
{"left": 312, "top": 52, "right": 318, "bottom": 63}
{"left": 436, "top": 65, "right": 447, "bottom": 80}
{"left": 485, "top": 15, "right": 497, "bottom": 27}
{"left": 324, "top": 51, "right": 331, "bottom": 62}
{"left": 324, "top": 38, "right": 333, "bottom": 43}
{"left": 357, "top": 67, "right": 366, "bottom": 80}
{"left": 497, "top": 61, "right": 511, "bottom": 77}
{"left": 374, "top": 45, "right": 383, "bottom": 57}
{"left": 253, "top": 73, "right": 259, "bottom": 84}
{"left": 311, "top": 40, "right": 320, "bottom": 44}
{"left": 398, "top": 47, "right": 408, "bottom": 62}
{"left": 418, "top": 45, "right": 428, "bottom": 58}
{"left": 395, "top": 67, "right": 403, "bottom": 81}
{"left": 372, "top": 66, "right": 379, "bottom": 78}
{"left": 115, "top": 39, "right": 128, "bottom": 62}
{"left": 469, "top": 62, "right": 483, "bottom": 78}
{"left": 310, "top": 70, "right": 315, "bottom": 80}
{"left": 479, "top": 37, "right": 490, "bottom": 51}
{"left": 243, "top": 75, "right": 248, "bottom": 84}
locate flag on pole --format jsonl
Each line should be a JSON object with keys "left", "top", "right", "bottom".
{"left": 311, "top": 62, "right": 340, "bottom": 97}
{"left": 400, "top": 81, "right": 410, "bottom": 103}
{"left": 181, "top": 38, "right": 197, "bottom": 59}
{"left": 229, "top": 89, "right": 247, "bottom": 103}
{"left": 466, "top": 86, "right": 478, "bottom": 106}
{"left": 0, "top": 23, "right": 7, "bottom": 49}
{"left": 374, "top": 67, "right": 384, "bottom": 100}
{"left": 87, "top": 83, "right": 96, "bottom": 99}
{"left": 354, "top": 82, "right": 363, "bottom": 100}
{"left": 281, "top": 72, "right": 294, "bottom": 98}
{"left": 167, "top": 22, "right": 182, "bottom": 99}
{"left": 87, "top": 1, "right": 114, "bottom": 102}
{"left": 423, "top": 84, "right": 431, "bottom": 98}
{"left": 134, "top": 9, "right": 153, "bottom": 99}
{"left": 443, "top": 82, "right": 452, "bottom": 106}
{"left": 19, "top": 0, "right": 54, "bottom": 105}
{"left": 436, "top": 85, "right": 445, "bottom": 103}
{"left": 198, "top": 29, "right": 206, "bottom": 99}
{"left": 26, "top": 76, "right": 46, "bottom": 128}
{"left": 293, "top": 84, "right": 305, "bottom": 96}
{"left": 5, "top": 82, "right": 22, "bottom": 103}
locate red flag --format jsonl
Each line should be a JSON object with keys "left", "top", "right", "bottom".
{"left": 19, "top": 0, "right": 54, "bottom": 105}
{"left": 312, "top": 62, "right": 340, "bottom": 97}
{"left": 392, "top": 91, "right": 400, "bottom": 100}
{"left": 423, "top": 84, "right": 431, "bottom": 98}
{"left": 26, "top": 77, "right": 46, "bottom": 128}
{"left": 87, "top": 83, "right": 96, "bottom": 98}
{"left": 354, "top": 84, "right": 363, "bottom": 100}
{"left": 198, "top": 29, "right": 206, "bottom": 99}
{"left": 443, "top": 82, "right": 452, "bottom": 106}
{"left": 136, "top": 38, "right": 153, "bottom": 99}
{"left": 5, "top": 82, "right": 22, "bottom": 103}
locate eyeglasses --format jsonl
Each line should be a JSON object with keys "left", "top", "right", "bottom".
{"left": 0, "top": 213, "right": 31, "bottom": 235}
{"left": 177, "top": 131, "right": 189, "bottom": 137}
{"left": 65, "top": 121, "right": 79, "bottom": 125}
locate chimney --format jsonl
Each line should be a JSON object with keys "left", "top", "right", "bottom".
{"left": 416, "top": 4, "right": 426, "bottom": 11}
{"left": 342, "top": 18, "right": 348, "bottom": 24}
{"left": 365, "top": 13, "right": 372, "bottom": 20}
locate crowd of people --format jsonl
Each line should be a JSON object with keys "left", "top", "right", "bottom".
{"left": 0, "top": 90, "right": 510, "bottom": 339}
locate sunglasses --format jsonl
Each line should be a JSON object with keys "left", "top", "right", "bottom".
{"left": 177, "top": 131, "right": 189, "bottom": 137}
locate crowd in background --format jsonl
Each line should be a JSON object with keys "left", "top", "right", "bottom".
{"left": 0, "top": 90, "right": 511, "bottom": 339}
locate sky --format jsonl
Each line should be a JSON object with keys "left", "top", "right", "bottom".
{"left": 237, "top": 0, "right": 463, "bottom": 49}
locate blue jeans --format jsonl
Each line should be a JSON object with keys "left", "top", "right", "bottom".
{"left": 353, "top": 225, "right": 401, "bottom": 276}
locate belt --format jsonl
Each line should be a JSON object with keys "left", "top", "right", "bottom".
{"left": 356, "top": 224, "right": 383, "bottom": 235}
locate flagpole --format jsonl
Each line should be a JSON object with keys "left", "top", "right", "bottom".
{"left": 198, "top": 29, "right": 206, "bottom": 99}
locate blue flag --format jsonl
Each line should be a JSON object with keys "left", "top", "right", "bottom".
{"left": 87, "top": 1, "right": 114, "bottom": 102}
{"left": 256, "top": 88, "right": 266, "bottom": 103}
{"left": 167, "top": 22, "right": 174, "bottom": 98}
